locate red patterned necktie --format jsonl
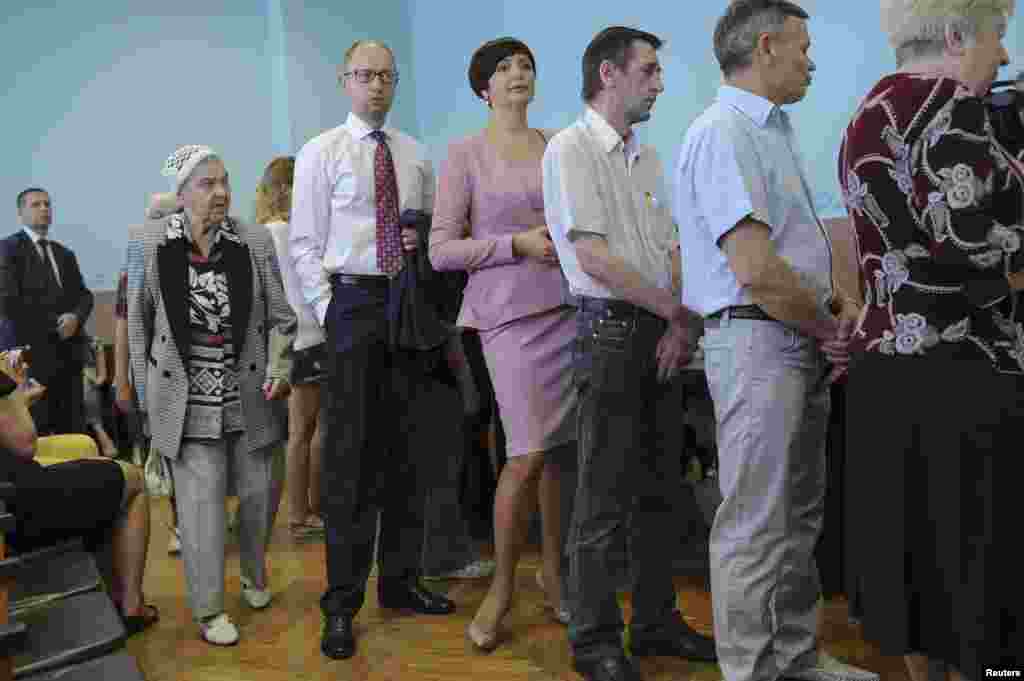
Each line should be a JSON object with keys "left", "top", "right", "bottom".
{"left": 370, "top": 129, "right": 402, "bottom": 276}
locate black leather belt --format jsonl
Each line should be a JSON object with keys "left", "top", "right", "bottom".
{"left": 705, "top": 305, "right": 775, "bottom": 322}
{"left": 330, "top": 273, "right": 391, "bottom": 289}
{"left": 578, "top": 296, "right": 660, "bottom": 322}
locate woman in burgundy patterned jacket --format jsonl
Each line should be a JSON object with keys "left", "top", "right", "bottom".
{"left": 839, "top": 2, "right": 1022, "bottom": 680}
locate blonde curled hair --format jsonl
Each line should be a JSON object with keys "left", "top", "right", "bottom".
{"left": 254, "top": 156, "right": 295, "bottom": 225}
{"left": 881, "top": 0, "right": 1015, "bottom": 64}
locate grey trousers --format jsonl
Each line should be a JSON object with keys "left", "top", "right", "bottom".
{"left": 171, "top": 433, "right": 279, "bottom": 621}
{"left": 703, "top": 315, "right": 829, "bottom": 681}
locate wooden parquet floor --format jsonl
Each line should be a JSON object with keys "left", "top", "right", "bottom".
{"left": 126, "top": 496, "right": 910, "bottom": 681}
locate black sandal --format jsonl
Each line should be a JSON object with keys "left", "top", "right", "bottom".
{"left": 122, "top": 603, "right": 160, "bottom": 637}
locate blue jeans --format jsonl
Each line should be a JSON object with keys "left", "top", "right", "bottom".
{"left": 568, "top": 298, "right": 688, "bottom": 664}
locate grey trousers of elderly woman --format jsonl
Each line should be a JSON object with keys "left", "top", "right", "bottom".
{"left": 171, "top": 433, "right": 279, "bottom": 621}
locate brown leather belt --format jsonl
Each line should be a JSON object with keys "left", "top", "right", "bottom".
{"left": 330, "top": 273, "right": 391, "bottom": 290}
{"left": 705, "top": 305, "right": 775, "bottom": 323}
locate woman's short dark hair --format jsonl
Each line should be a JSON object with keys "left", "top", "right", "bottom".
{"left": 581, "top": 26, "right": 663, "bottom": 102}
{"left": 468, "top": 37, "right": 536, "bottom": 101}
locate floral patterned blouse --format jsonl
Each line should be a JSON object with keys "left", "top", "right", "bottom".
{"left": 839, "top": 73, "right": 1024, "bottom": 373}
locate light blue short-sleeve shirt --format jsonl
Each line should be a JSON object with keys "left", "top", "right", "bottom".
{"left": 672, "top": 85, "right": 833, "bottom": 317}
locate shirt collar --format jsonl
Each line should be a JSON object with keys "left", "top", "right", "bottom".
{"left": 583, "top": 107, "right": 640, "bottom": 160}
{"left": 717, "top": 84, "right": 782, "bottom": 128}
{"left": 22, "top": 226, "right": 48, "bottom": 244}
{"left": 345, "top": 111, "right": 391, "bottom": 141}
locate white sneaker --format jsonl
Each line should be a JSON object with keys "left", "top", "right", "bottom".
{"left": 167, "top": 527, "right": 181, "bottom": 555}
{"left": 199, "top": 613, "right": 239, "bottom": 646}
{"left": 240, "top": 576, "right": 272, "bottom": 609}
{"left": 423, "top": 558, "right": 496, "bottom": 581}
{"left": 782, "top": 651, "right": 880, "bottom": 681}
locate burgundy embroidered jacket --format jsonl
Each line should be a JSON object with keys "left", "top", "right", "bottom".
{"left": 839, "top": 73, "right": 1024, "bottom": 373}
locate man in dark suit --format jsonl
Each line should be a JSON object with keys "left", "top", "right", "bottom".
{"left": 0, "top": 187, "right": 93, "bottom": 435}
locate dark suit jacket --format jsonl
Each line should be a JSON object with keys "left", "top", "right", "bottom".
{"left": 388, "top": 209, "right": 455, "bottom": 355}
{"left": 0, "top": 230, "right": 94, "bottom": 377}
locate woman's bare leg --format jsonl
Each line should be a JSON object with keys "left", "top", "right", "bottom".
{"left": 109, "top": 462, "right": 151, "bottom": 616}
{"left": 287, "top": 383, "right": 321, "bottom": 524}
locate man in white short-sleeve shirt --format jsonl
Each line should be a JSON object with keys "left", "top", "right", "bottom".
{"left": 543, "top": 26, "right": 716, "bottom": 681}
{"left": 672, "top": 3, "right": 872, "bottom": 681}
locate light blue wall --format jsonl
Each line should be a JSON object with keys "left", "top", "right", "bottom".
{"left": 0, "top": 0, "right": 416, "bottom": 290}
{"left": 279, "top": 0, "right": 420, "bottom": 151}
{"left": 409, "top": 2, "right": 1023, "bottom": 218}
{"left": 0, "top": 1, "right": 275, "bottom": 290}
{"left": 2, "top": 2, "right": 1019, "bottom": 289}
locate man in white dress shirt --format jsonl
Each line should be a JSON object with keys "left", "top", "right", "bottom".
{"left": 672, "top": 2, "right": 873, "bottom": 680}
{"left": 543, "top": 26, "right": 716, "bottom": 681}
{"left": 289, "top": 39, "right": 455, "bottom": 661}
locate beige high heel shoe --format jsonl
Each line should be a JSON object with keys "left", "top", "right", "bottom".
{"left": 466, "top": 619, "right": 502, "bottom": 652}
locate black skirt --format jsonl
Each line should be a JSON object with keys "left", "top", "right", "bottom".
{"left": 5, "top": 456, "right": 126, "bottom": 553}
{"left": 846, "top": 353, "right": 1022, "bottom": 677}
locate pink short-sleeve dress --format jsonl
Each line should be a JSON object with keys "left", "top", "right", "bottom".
{"left": 430, "top": 131, "right": 576, "bottom": 457}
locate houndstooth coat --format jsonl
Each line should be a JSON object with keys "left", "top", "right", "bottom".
{"left": 126, "top": 215, "right": 295, "bottom": 461}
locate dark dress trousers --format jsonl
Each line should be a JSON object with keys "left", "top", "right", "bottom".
{"left": 320, "top": 272, "right": 437, "bottom": 617}
{"left": 0, "top": 231, "right": 93, "bottom": 435}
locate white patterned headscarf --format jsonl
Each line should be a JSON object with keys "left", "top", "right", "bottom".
{"left": 162, "top": 145, "right": 219, "bottom": 194}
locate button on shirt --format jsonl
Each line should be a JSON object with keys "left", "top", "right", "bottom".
{"left": 672, "top": 85, "right": 833, "bottom": 316}
{"left": 22, "top": 227, "right": 62, "bottom": 287}
{"left": 289, "top": 112, "right": 435, "bottom": 324}
{"left": 543, "top": 108, "right": 676, "bottom": 299}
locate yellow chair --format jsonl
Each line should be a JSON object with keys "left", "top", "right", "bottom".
{"left": 35, "top": 435, "right": 99, "bottom": 467}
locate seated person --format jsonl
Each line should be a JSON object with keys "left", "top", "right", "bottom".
{"left": 0, "top": 348, "right": 156, "bottom": 636}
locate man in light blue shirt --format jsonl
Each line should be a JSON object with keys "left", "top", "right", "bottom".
{"left": 672, "top": 2, "right": 871, "bottom": 681}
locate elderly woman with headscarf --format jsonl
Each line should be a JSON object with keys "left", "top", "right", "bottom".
{"left": 430, "top": 37, "right": 575, "bottom": 650}
{"left": 839, "top": 2, "right": 1021, "bottom": 679}
{"left": 126, "top": 145, "right": 294, "bottom": 646}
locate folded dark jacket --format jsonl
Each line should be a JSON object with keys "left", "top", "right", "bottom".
{"left": 387, "top": 209, "right": 457, "bottom": 353}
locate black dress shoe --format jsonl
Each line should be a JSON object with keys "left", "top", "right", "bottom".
{"left": 321, "top": 615, "right": 355, "bottom": 659}
{"left": 575, "top": 656, "right": 644, "bottom": 681}
{"left": 378, "top": 580, "right": 456, "bottom": 615}
{"left": 630, "top": 620, "right": 717, "bottom": 662}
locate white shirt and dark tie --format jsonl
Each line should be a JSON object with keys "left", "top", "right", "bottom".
{"left": 289, "top": 112, "right": 435, "bottom": 325}
{"left": 22, "top": 226, "right": 62, "bottom": 288}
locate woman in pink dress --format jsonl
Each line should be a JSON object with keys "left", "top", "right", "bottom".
{"left": 430, "top": 37, "right": 576, "bottom": 650}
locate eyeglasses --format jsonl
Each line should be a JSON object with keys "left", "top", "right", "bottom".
{"left": 343, "top": 69, "right": 399, "bottom": 85}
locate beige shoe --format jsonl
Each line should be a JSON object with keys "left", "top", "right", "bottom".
{"left": 199, "top": 613, "right": 239, "bottom": 646}
{"left": 466, "top": 620, "right": 502, "bottom": 652}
